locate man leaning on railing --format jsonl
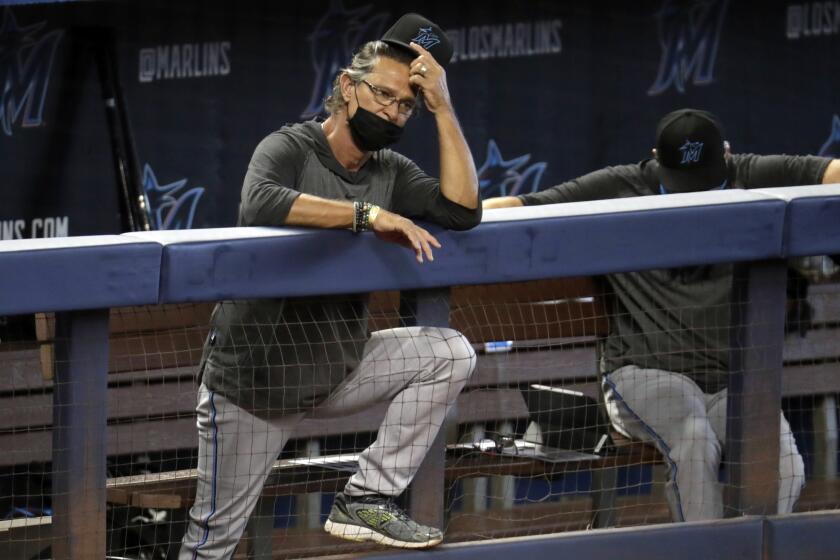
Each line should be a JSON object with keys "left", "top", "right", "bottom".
{"left": 484, "top": 108, "right": 840, "bottom": 522}
{"left": 179, "top": 13, "right": 481, "bottom": 558}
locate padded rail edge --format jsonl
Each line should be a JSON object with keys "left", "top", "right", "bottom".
{"left": 4, "top": 187, "right": 839, "bottom": 312}
{"left": 0, "top": 236, "right": 161, "bottom": 315}
{"left": 127, "top": 191, "right": 787, "bottom": 303}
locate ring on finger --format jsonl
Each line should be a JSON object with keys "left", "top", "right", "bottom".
{"left": 419, "top": 64, "right": 428, "bottom": 75}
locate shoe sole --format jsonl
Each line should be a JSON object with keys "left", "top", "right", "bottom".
{"left": 324, "top": 519, "right": 442, "bottom": 549}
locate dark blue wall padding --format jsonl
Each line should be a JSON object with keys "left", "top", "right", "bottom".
{"left": 365, "top": 517, "right": 764, "bottom": 560}
{"left": 765, "top": 512, "right": 840, "bottom": 560}
{"left": 0, "top": 236, "right": 161, "bottom": 315}
{"left": 753, "top": 185, "right": 840, "bottom": 257}
{"left": 124, "top": 190, "right": 787, "bottom": 304}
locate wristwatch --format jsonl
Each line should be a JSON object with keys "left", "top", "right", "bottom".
{"left": 368, "top": 204, "right": 381, "bottom": 227}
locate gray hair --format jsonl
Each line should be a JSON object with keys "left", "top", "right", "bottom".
{"left": 324, "top": 40, "right": 415, "bottom": 115}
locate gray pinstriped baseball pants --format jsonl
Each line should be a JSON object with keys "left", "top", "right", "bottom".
{"left": 603, "top": 364, "right": 805, "bottom": 522}
{"left": 179, "top": 326, "right": 476, "bottom": 560}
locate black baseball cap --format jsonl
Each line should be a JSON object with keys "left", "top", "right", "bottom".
{"left": 381, "top": 13, "right": 453, "bottom": 67}
{"left": 656, "top": 108, "right": 728, "bottom": 192}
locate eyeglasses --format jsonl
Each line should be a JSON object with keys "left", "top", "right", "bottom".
{"left": 358, "top": 80, "right": 417, "bottom": 118}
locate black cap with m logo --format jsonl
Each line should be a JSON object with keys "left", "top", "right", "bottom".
{"left": 381, "top": 13, "right": 453, "bottom": 67}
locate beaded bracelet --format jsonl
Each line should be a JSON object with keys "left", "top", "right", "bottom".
{"left": 352, "top": 201, "right": 373, "bottom": 232}
{"left": 352, "top": 202, "right": 382, "bottom": 232}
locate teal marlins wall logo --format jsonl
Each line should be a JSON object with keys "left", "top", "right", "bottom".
{"left": 142, "top": 164, "right": 204, "bottom": 230}
{"left": 648, "top": 0, "right": 728, "bottom": 95}
{"left": 0, "top": 7, "right": 62, "bottom": 136}
{"left": 301, "top": 0, "right": 389, "bottom": 118}
{"left": 478, "top": 140, "right": 547, "bottom": 198}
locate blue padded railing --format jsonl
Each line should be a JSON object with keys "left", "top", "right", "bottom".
{"left": 4, "top": 187, "right": 838, "bottom": 311}
{"left": 3, "top": 186, "right": 838, "bottom": 315}
{"left": 0, "top": 235, "right": 161, "bottom": 315}
{"left": 125, "top": 189, "right": 792, "bottom": 302}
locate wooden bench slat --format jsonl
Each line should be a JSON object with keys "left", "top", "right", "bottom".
{"left": 109, "top": 303, "right": 215, "bottom": 334}
{"left": 471, "top": 346, "right": 599, "bottom": 387}
{"left": 781, "top": 363, "right": 840, "bottom": 397}
{"left": 35, "top": 304, "right": 214, "bottom": 340}
{"left": 809, "top": 282, "right": 840, "bottom": 324}
{"left": 0, "top": 379, "right": 197, "bottom": 431}
{"left": 452, "top": 301, "right": 607, "bottom": 342}
{"left": 0, "top": 350, "right": 198, "bottom": 394}
{"left": 451, "top": 278, "right": 601, "bottom": 305}
{"left": 0, "top": 347, "right": 44, "bottom": 393}
{"left": 783, "top": 328, "right": 840, "bottom": 363}
{"left": 0, "top": 418, "right": 200, "bottom": 467}
{"left": 0, "top": 388, "right": 529, "bottom": 467}
{"left": 107, "top": 329, "right": 207, "bottom": 373}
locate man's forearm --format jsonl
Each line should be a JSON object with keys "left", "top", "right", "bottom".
{"left": 285, "top": 193, "right": 354, "bottom": 228}
{"left": 436, "top": 109, "right": 479, "bottom": 209}
{"left": 483, "top": 196, "right": 524, "bottom": 209}
{"left": 823, "top": 159, "right": 840, "bottom": 184}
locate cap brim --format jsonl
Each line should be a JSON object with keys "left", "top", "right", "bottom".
{"left": 658, "top": 157, "right": 728, "bottom": 193}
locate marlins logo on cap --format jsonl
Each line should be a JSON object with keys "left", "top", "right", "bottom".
{"left": 381, "top": 13, "right": 453, "bottom": 67}
{"left": 412, "top": 27, "right": 441, "bottom": 49}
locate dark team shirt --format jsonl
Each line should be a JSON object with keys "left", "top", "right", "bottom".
{"left": 239, "top": 121, "right": 481, "bottom": 230}
{"left": 520, "top": 154, "right": 830, "bottom": 393}
{"left": 202, "top": 121, "right": 481, "bottom": 417}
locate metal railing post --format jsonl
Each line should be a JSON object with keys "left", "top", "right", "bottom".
{"left": 725, "top": 260, "right": 786, "bottom": 516}
{"left": 52, "top": 309, "right": 110, "bottom": 559}
{"left": 401, "top": 288, "right": 452, "bottom": 529}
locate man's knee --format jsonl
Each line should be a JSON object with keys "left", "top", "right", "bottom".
{"left": 424, "top": 327, "right": 477, "bottom": 383}
{"left": 779, "top": 417, "right": 806, "bottom": 496}
{"left": 665, "top": 414, "right": 721, "bottom": 463}
{"left": 792, "top": 451, "right": 805, "bottom": 487}
{"left": 781, "top": 446, "right": 806, "bottom": 490}
{"left": 777, "top": 446, "right": 805, "bottom": 514}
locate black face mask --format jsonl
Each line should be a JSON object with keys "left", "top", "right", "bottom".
{"left": 347, "top": 88, "right": 403, "bottom": 152}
